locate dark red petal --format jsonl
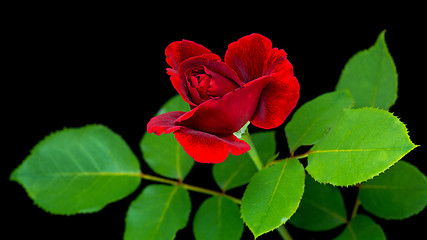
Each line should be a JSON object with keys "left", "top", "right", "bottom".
{"left": 147, "top": 111, "right": 186, "bottom": 135}
{"left": 204, "top": 61, "right": 244, "bottom": 87}
{"left": 251, "top": 76, "right": 300, "bottom": 129}
{"left": 203, "top": 66, "right": 239, "bottom": 98}
{"left": 173, "top": 128, "right": 250, "bottom": 163}
{"left": 175, "top": 76, "right": 273, "bottom": 136}
{"left": 171, "top": 54, "right": 221, "bottom": 106}
{"left": 178, "top": 54, "right": 243, "bottom": 86}
{"left": 224, "top": 33, "right": 273, "bottom": 83}
{"left": 265, "top": 48, "right": 292, "bottom": 77}
{"left": 165, "top": 40, "right": 211, "bottom": 70}
{"left": 167, "top": 69, "right": 196, "bottom": 107}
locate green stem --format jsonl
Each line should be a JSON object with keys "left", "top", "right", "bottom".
{"left": 267, "top": 151, "right": 311, "bottom": 168}
{"left": 139, "top": 173, "right": 242, "bottom": 205}
{"left": 240, "top": 130, "right": 263, "bottom": 171}
{"left": 140, "top": 172, "right": 177, "bottom": 185}
{"left": 350, "top": 186, "right": 361, "bottom": 220}
{"left": 290, "top": 151, "right": 310, "bottom": 160}
{"left": 277, "top": 225, "right": 293, "bottom": 240}
{"left": 181, "top": 182, "right": 242, "bottom": 204}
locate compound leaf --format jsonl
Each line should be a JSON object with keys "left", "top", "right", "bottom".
{"left": 241, "top": 158, "right": 305, "bottom": 238}
{"left": 124, "top": 184, "right": 191, "bottom": 240}
{"left": 307, "top": 108, "right": 416, "bottom": 186}
{"left": 10, "top": 125, "right": 141, "bottom": 215}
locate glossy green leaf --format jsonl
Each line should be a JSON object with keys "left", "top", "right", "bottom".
{"left": 124, "top": 184, "right": 191, "bottom": 240}
{"left": 213, "top": 131, "right": 276, "bottom": 191}
{"left": 241, "top": 158, "right": 305, "bottom": 238}
{"left": 336, "top": 31, "right": 397, "bottom": 109}
{"left": 285, "top": 90, "right": 354, "bottom": 154}
{"left": 307, "top": 108, "right": 416, "bottom": 186}
{"left": 334, "top": 215, "right": 385, "bottom": 240}
{"left": 359, "top": 161, "right": 427, "bottom": 219}
{"left": 193, "top": 196, "right": 244, "bottom": 240}
{"left": 10, "top": 125, "right": 141, "bottom": 215}
{"left": 141, "top": 95, "right": 194, "bottom": 180}
{"left": 290, "top": 175, "right": 347, "bottom": 231}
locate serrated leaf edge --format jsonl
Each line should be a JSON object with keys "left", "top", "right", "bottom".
{"left": 358, "top": 161, "right": 427, "bottom": 220}
{"left": 337, "top": 30, "right": 398, "bottom": 110}
{"left": 241, "top": 159, "right": 306, "bottom": 238}
{"left": 307, "top": 107, "right": 417, "bottom": 187}
{"left": 10, "top": 124, "right": 141, "bottom": 215}
{"left": 124, "top": 184, "right": 191, "bottom": 240}
{"left": 285, "top": 90, "right": 355, "bottom": 154}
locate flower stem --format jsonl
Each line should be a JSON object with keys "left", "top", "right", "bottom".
{"left": 241, "top": 130, "right": 263, "bottom": 171}
{"left": 277, "top": 225, "right": 293, "bottom": 240}
{"left": 139, "top": 172, "right": 242, "bottom": 205}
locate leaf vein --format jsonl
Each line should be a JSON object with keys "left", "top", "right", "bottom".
{"left": 151, "top": 186, "right": 179, "bottom": 240}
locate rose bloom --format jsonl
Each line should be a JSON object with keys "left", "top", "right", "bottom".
{"left": 148, "top": 34, "right": 299, "bottom": 163}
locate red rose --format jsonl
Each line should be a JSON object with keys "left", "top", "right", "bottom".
{"left": 147, "top": 34, "right": 299, "bottom": 163}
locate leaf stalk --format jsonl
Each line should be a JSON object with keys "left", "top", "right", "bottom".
{"left": 139, "top": 172, "right": 242, "bottom": 205}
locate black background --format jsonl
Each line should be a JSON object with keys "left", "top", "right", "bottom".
{"left": 4, "top": 4, "right": 425, "bottom": 240}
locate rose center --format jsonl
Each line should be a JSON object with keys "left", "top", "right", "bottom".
{"left": 185, "top": 66, "right": 239, "bottom": 105}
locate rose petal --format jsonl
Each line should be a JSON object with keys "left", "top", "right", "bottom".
{"left": 165, "top": 40, "right": 211, "bottom": 70}
{"left": 265, "top": 48, "right": 293, "bottom": 77}
{"left": 167, "top": 69, "right": 196, "bottom": 107}
{"left": 225, "top": 34, "right": 295, "bottom": 83}
{"left": 175, "top": 76, "right": 273, "bottom": 136}
{"left": 147, "top": 111, "right": 186, "bottom": 135}
{"left": 203, "top": 66, "right": 240, "bottom": 97}
{"left": 174, "top": 127, "right": 250, "bottom": 163}
{"left": 178, "top": 54, "right": 243, "bottom": 87}
{"left": 146, "top": 110, "right": 250, "bottom": 163}
{"left": 168, "top": 54, "right": 220, "bottom": 107}
{"left": 224, "top": 33, "right": 273, "bottom": 83}
{"left": 251, "top": 75, "right": 300, "bottom": 129}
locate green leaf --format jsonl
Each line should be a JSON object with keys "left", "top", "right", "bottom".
{"left": 359, "top": 161, "right": 427, "bottom": 219}
{"left": 241, "top": 158, "right": 305, "bottom": 238}
{"left": 10, "top": 125, "right": 141, "bottom": 215}
{"left": 193, "top": 196, "right": 244, "bottom": 240}
{"left": 336, "top": 30, "right": 397, "bottom": 109}
{"left": 124, "top": 184, "right": 191, "bottom": 240}
{"left": 213, "top": 131, "right": 276, "bottom": 191}
{"left": 141, "top": 133, "right": 194, "bottom": 180}
{"left": 252, "top": 131, "right": 277, "bottom": 165}
{"left": 285, "top": 90, "right": 354, "bottom": 154}
{"left": 141, "top": 95, "right": 194, "bottom": 180}
{"left": 334, "top": 215, "right": 385, "bottom": 240}
{"left": 156, "top": 94, "right": 190, "bottom": 115}
{"left": 290, "top": 175, "right": 347, "bottom": 231}
{"left": 307, "top": 108, "right": 416, "bottom": 186}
